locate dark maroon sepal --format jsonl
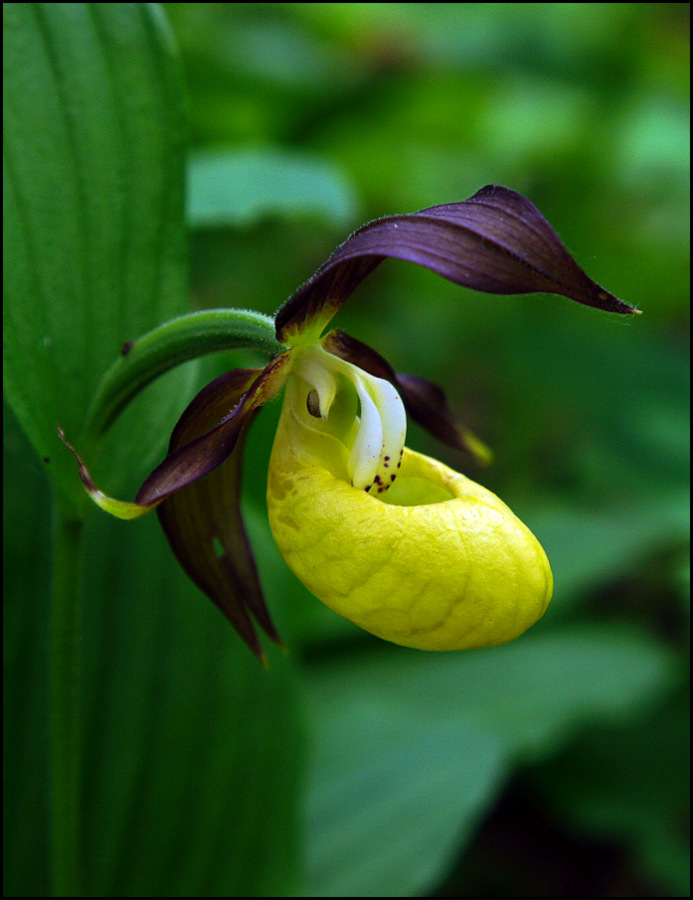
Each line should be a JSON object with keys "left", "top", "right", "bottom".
{"left": 393, "top": 372, "right": 484, "bottom": 456}
{"left": 156, "top": 411, "right": 282, "bottom": 662}
{"left": 136, "top": 354, "right": 290, "bottom": 506}
{"left": 275, "top": 186, "right": 638, "bottom": 343}
{"left": 322, "top": 329, "right": 397, "bottom": 382}
{"left": 138, "top": 358, "right": 291, "bottom": 660}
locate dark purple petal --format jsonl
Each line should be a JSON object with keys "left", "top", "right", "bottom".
{"left": 322, "top": 329, "right": 398, "bottom": 382}
{"left": 275, "top": 185, "right": 638, "bottom": 343}
{"left": 136, "top": 354, "right": 291, "bottom": 505}
{"left": 157, "top": 413, "right": 281, "bottom": 661}
{"left": 144, "top": 363, "right": 290, "bottom": 660}
{"left": 322, "top": 329, "right": 491, "bottom": 463}
{"left": 393, "top": 372, "right": 491, "bottom": 463}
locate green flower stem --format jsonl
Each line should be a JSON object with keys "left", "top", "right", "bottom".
{"left": 81, "top": 309, "right": 283, "bottom": 443}
{"left": 50, "top": 495, "right": 85, "bottom": 897}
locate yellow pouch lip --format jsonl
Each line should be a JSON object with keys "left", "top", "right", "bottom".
{"left": 267, "top": 390, "right": 553, "bottom": 651}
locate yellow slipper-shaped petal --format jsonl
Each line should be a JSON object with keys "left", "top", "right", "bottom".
{"left": 267, "top": 384, "right": 553, "bottom": 651}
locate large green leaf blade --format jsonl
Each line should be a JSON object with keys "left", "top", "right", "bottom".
{"left": 3, "top": 3, "right": 189, "bottom": 504}
{"left": 302, "top": 625, "right": 676, "bottom": 896}
{"left": 78, "top": 509, "right": 304, "bottom": 898}
{"left": 3, "top": 402, "right": 304, "bottom": 896}
{"left": 4, "top": 7, "right": 305, "bottom": 897}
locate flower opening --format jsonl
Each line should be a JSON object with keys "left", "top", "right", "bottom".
{"left": 290, "top": 342, "right": 407, "bottom": 493}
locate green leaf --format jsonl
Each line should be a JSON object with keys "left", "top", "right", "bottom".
{"left": 79, "top": 508, "right": 303, "bottom": 897}
{"left": 187, "top": 147, "right": 358, "bottom": 228}
{"left": 3, "top": 401, "right": 305, "bottom": 896}
{"left": 2, "top": 403, "right": 54, "bottom": 896}
{"left": 3, "top": 8, "right": 305, "bottom": 897}
{"left": 304, "top": 703, "right": 506, "bottom": 898}
{"left": 3, "top": 3, "right": 190, "bottom": 506}
{"left": 528, "top": 690, "right": 690, "bottom": 896}
{"left": 301, "top": 625, "right": 676, "bottom": 896}
{"left": 532, "top": 492, "right": 690, "bottom": 604}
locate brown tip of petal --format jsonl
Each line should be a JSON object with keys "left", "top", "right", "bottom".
{"left": 57, "top": 425, "right": 92, "bottom": 486}
{"left": 58, "top": 425, "right": 157, "bottom": 519}
{"left": 413, "top": 185, "right": 639, "bottom": 315}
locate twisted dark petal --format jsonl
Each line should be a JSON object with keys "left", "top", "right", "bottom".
{"left": 393, "top": 372, "right": 486, "bottom": 457}
{"left": 322, "top": 329, "right": 398, "bottom": 382}
{"left": 136, "top": 355, "right": 289, "bottom": 505}
{"left": 138, "top": 358, "right": 291, "bottom": 660}
{"left": 275, "top": 185, "right": 637, "bottom": 343}
{"left": 157, "top": 413, "right": 280, "bottom": 661}
{"left": 323, "top": 330, "right": 488, "bottom": 460}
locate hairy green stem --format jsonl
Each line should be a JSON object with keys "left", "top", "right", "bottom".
{"left": 50, "top": 496, "right": 85, "bottom": 896}
{"left": 81, "top": 309, "right": 283, "bottom": 443}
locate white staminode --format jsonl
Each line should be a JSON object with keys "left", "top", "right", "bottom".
{"left": 348, "top": 369, "right": 405, "bottom": 492}
{"left": 293, "top": 349, "right": 337, "bottom": 419}
{"left": 293, "top": 344, "right": 407, "bottom": 493}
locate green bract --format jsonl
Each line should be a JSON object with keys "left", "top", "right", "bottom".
{"left": 61, "top": 186, "right": 639, "bottom": 660}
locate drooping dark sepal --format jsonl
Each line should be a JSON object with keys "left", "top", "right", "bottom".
{"left": 275, "top": 185, "right": 638, "bottom": 344}
{"left": 393, "top": 372, "right": 492, "bottom": 465}
{"left": 148, "top": 365, "right": 288, "bottom": 661}
{"left": 136, "top": 354, "right": 291, "bottom": 505}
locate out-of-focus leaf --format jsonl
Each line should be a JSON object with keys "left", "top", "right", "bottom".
{"left": 531, "top": 492, "right": 690, "bottom": 605}
{"left": 187, "top": 147, "right": 358, "bottom": 228}
{"left": 79, "top": 504, "right": 303, "bottom": 897}
{"left": 2, "top": 403, "right": 53, "bottom": 896}
{"left": 3, "top": 3, "right": 190, "bottom": 505}
{"left": 528, "top": 690, "right": 690, "bottom": 896}
{"left": 3, "top": 397, "right": 305, "bottom": 897}
{"left": 301, "top": 625, "right": 676, "bottom": 896}
{"left": 305, "top": 704, "right": 506, "bottom": 898}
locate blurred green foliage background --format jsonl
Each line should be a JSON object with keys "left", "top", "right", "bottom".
{"left": 4, "top": 3, "right": 689, "bottom": 896}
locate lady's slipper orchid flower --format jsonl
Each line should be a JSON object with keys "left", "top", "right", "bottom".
{"left": 61, "top": 186, "right": 638, "bottom": 661}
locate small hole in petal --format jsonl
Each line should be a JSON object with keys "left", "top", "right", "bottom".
{"left": 306, "top": 390, "right": 321, "bottom": 418}
{"left": 212, "top": 537, "right": 225, "bottom": 558}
